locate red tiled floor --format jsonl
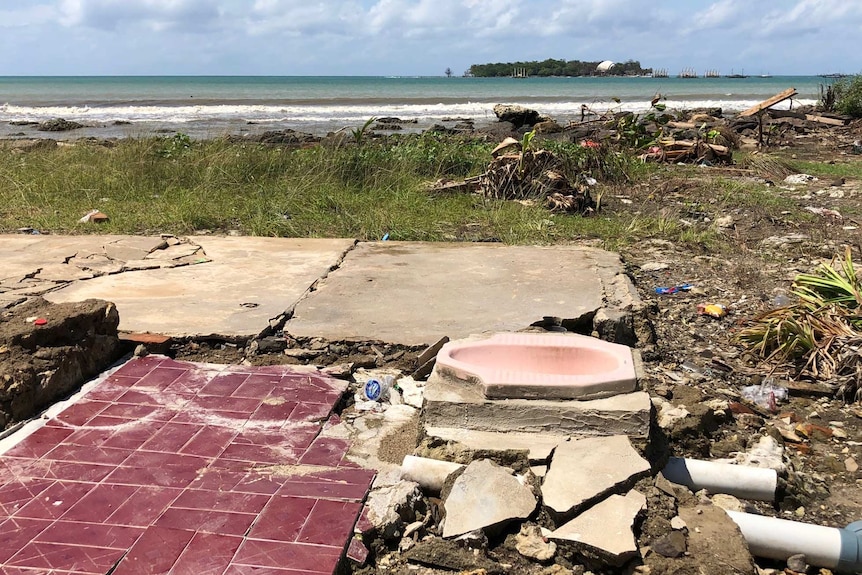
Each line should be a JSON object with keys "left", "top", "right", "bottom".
{"left": 168, "top": 532, "right": 243, "bottom": 575}
{"left": 232, "top": 539, "right": 342, "bottom": 574}
{"left": 297, "top": 499, "right": 363, "bottom": 546}
{"left": 35, "top": 521, "right": 143, "bottom": 549}
{"left": 61, "top": 483, "right": 139, "bottom": 523}
{"left": 7, "top": 541, "right": 127, "bottom": 573}
{"left": 248, "top": 496, "right": 316, "bottom": 542}
{"left": 15, "top": 481, "right": 96, "bottom": 520}
{"left": 112, "top": 526, "right": 195, "bottom": 575}
{"left": 0, "top": 358, "right": 374, "bottom": 574}
{"left": 172, "top": 489, "right": 270, "bottom": 514}
{"left": 154, "top": 508, "right": 257, "bottom": 536}
{"left": 0, "top": 518, "right": 53, "bottom": 563}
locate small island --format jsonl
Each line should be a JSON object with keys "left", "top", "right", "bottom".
{"left": 467, "top": 58, "right": 651, "bottom": 77}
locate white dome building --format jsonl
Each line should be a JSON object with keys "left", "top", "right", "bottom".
{"left": 596, "top": 60, "right": 616, "bottom": 74}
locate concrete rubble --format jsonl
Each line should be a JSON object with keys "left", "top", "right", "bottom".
{"left": 541, "top": 435, "right": 651, "bottom": 517}
{"left": 549, "top": 491, "right": 647, "bottom": 566}
{"left": 441, "top": 459, "right": 537, "bottom": 538}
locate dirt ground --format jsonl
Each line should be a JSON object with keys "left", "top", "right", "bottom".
{"left": 164, "top": 124, "right": 862, "bottom": 573}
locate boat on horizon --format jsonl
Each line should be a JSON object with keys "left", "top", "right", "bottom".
{"left": 726, "top": 69, "right": 748, "bottom": 78}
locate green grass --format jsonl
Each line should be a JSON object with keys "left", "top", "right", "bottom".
{"left": 0, "top": 134, "right": 746, "bottom": 250}
{"left": 789, "top": 159, "right": 862, "bottom": 179}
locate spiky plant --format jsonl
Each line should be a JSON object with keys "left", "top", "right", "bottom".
{"left": 736, "top": 247, "right": 862, "bottom": 401}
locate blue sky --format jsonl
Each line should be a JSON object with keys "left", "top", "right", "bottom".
{"left": 1, "top": 0, "right": 859, "bottom": 76}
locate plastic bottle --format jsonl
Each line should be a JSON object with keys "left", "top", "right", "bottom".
{"left": 363, "top": 375, "right": 393, "bottom": 402}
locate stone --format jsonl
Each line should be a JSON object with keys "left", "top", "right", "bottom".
{"left": 711, "top": 493, "right": 745, "bottom": 512}
{"left": 37, "top": 118, "right": 83, "bottom": 131}
{"left": 670, "top": 515, "right": 688, "bottom": 530}
{"left": 423, "top": 369, "right": 652, "bottom": 437}
{"left": 493, "top": 104, "right": 543, "bottom": 128}
{"left": 652, "top": 531, "right": 687, "bottom": 558}
{"left": 549, "top": 490, "right": 646, "bottom": 566}
{"left": 846, "top": 457, "right": 859, "bottom": 473}
{"left": 640, "top": 262, "right": 670, "bottom": 272}
{"left": 249, "top": 336, "right": 288, "bottom": 354}
{"left": 515, "top": 524, "right": 557, "bottom": 561}
{"left": 541, "top": 436, "right": 650, "bottom": 517}
{"left": 787, "top": 553, "right": 807, "bottom": 572}
{"left": 442, "top": 459, "right": 536, "bottom": 538}
{"left": 363, "top": 480, "right": 423, "bottom": 540}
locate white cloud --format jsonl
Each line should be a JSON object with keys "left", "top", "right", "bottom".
{"left": 59, "top": 0, "right": 221, "bottom": 31}
{"left": 2, "top": 0, "right": 862, "bottom": 75}
{"left": 0, "top": 4, "right": 57, "bottom": 28}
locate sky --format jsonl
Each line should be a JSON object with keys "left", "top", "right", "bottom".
{"left": 1, "top": 0, "right": 860, "bottom": 76}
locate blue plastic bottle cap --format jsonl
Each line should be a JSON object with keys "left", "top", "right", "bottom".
{"left": 364, "top": 379, "right": 383, "bottom": 401}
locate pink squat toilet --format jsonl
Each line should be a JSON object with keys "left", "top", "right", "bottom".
{"left": 434, "top": 332, "right": 637, "bottom": 400}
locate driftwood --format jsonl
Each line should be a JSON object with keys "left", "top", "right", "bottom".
{"left": 739, "top": 88, "right": 798, "bottom": 118}
{"left": 641, "top": 140, "right": 731, "bottom": 165}
{"left": 805, "top": 114, "right": 849, "bottom": 127}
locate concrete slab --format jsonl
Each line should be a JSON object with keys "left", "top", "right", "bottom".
{"left": 286, "top": 241, "right": 639, "bottom": 346}
{"left": 45, "top": 237, "right": 355, "bottom": 338}
{"left": 442, "top": 459, "right": 537, "bottom": 538}
{"left": 549, "top": 490, "right": 646, "bottom": 566}
{"left": 541, "top": 436, "right": 651, "bottom": 517}
{"left": 423, "top": 370, "right": 652, "bottom": 438}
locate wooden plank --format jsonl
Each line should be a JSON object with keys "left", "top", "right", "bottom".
{"left": 805, "top": 114, "right": 848, "bottom": 126}
{"left": 739, "top": 88, "right": 798, "bottom": 117}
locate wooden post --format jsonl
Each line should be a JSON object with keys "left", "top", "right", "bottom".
{"left": 758, "top": 112, "right": 764, "bottom": 148}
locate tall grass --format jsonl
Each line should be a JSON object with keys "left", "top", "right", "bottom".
{"left": 0, "top": 133, "right": 701, "bottom": 247}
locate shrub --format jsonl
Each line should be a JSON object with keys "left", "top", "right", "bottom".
{"left": 834, "top": 75, "right": 862, "bottom": 118}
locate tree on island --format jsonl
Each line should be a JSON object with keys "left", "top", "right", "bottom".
{"left": 445, "top": 67, "right": 453, "bottom": 78}
{"left": 468, "top": 58, "right": 650, "bottom": 77}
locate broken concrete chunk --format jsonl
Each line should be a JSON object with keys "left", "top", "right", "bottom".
{"left": 401, "top": 456, "right": 464, "bottom": 494}
{"left": 68, "top": 254, "right": 124, "bottom": 276}
{"left": 405, "top": 537, "right": 504, "bottom": 574}
{"left": 144, "top": 243, "right": 202, "bottom": 261}
{"left": 34, "top": 264, "right": 94, "bottom": 283}
{"left": 541, "top": 435, "right": 650, "bottom": 517}
{"left": 442, "top": 459, "right": 537, "bottom": 538}
{"left": 515, "top": 524, "right": 557, "bottom": 561}
{"left": 424, "top": 427, "right": 564, "bottom": 462}
{"left": 363, "top": 480, "right": 423, "bottom": 541}
{"left": 104, "top": 237, "right": 169, "bottom": 262}
{"left": 549, "top": 490, "right": 646, "bottom": 566}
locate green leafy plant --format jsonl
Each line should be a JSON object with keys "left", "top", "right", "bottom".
{"left": 737, "top": 247, "right": 862, "bottom": 399}
{"left": 834, "top": 75, "right": 862, "bottom": 118}
{"left": 156, "top": 132, "right": 192, "bottom": 158}
{"left": 350, "top": 117, "right": 377, "bottom": 145}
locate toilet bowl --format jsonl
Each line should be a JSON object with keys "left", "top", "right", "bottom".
{"left": 434, "top": 332, "right": 637, "bottom": 400}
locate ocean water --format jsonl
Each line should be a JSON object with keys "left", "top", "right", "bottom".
{"left": 0, "top": 75, "right": 827, "bottom": 139}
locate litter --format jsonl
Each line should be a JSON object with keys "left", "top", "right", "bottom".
{"left": 698, "top": 303, "right": 728, "bottom": 318}
{"left": 655, "top": 283, "right": 694, "bottom": 295}
{"left": 79, "top": 209, "right": 109, "bottom": 223}
{"left": 741, "top": 380, "right": 788, "bottom": 413}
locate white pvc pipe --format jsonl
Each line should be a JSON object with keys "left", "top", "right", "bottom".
{"left": 400, "top": 455, "right": 464, "bottom": 493}
{"left": 726, "top": 511, "right": 862, "bottom": 572}
{"left": 662, "top": 457, "right": 777, "bottom": 502}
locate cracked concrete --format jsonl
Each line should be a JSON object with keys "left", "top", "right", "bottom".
{"left": 1, "top": 236, "right": 644, "bottom": 346}
{"left": 286, "top": 241, "right": 643, "bottom": 346}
